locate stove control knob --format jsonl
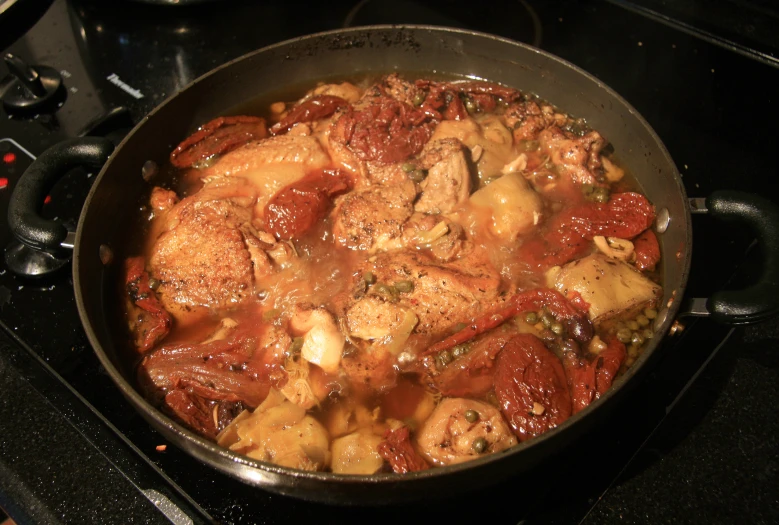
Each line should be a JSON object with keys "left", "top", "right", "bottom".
{"left": 1, "top": 54, "right": 66, "bottom": 115}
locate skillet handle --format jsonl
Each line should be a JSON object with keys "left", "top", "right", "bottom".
{"left": 683, "top": 190, "right": 779, "bottom": 325}
{"left": 7, "top": 137, "right": 114, "bottom": 254}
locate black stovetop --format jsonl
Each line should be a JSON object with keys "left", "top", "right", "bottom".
{"left": 1, "top": 1, "right": 778, "bottom": 524}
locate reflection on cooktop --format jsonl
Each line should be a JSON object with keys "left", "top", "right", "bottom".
{"left": 343, "top": 0, "right": 542, "bottom": 47}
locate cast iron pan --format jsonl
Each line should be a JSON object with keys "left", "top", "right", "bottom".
{"left": 7, "top": 26, "right": 779, "bottom": 504}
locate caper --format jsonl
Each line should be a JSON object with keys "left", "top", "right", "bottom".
{"left": 401, "top": 162, "right": 416, "bottom": 173}
{"left": 148, "top": 277, "right": 160, "bottom": 290}
{"left": 434, "top": 355, "right": 446, "bottom": 370}
{"left": 550, "top": 322, "right": 564, "bottom": 336}
{"left": 616, "top": 328, "right": 633, "bottom": 343}
{"left": 288, "top": 337, "right": 304, "bottom": 355}
{"left": 581, "top": 184, "right": 595, "bottom": 196}
{"left": 452, "top": 344, "right": 471, "bottom": 358}
{"left": 631, "top": 332, "right": 645, "bottom": 346}
{"left": 342, "top": 345, "right": 357, "bottom": 358}
{"left": 464, "top": 410, "right": 479, "bottom": 423}
{"left": 519, "top": 139, "right": 539, "bottom": 152}
{"left": 524, "top": 311, "right": 538, "bottom": 324}
{"left": 627, "top": 320, "right": 640, "bottom": 331}
{"left": 373, "top": 283, "right": 398, "bottom": 300}
{"left": 636, "top": 314, "right": 650, "bottom": 327}
{"left": 540, "top": 312, "right": 553, "bottom": 328}
{"left": 363, "top": 271, "right": 376, "bottom": 285}
{"left": 592, "top": 186, "right": 610, "bottom": 203}
{"left": 409, "top": 169, "right": 427, "bottom": 183}
{"left": 439, "top": 349, "right": 453, "bottom": 365}
{"left": 454, "top": 322, "right": 468, "bottom": 332}
{"left": 412, "top": 91, "right": 426, "bottom": 106}
{"left": 644, "top": 307, "right": 658, "bottom": 320}
{"left": 464, "top": 98, "right": 477, "bottom": 113}
{"left": 472, "top": 437, "right": 488, "bottom": 454}
{"left": 394, "top": 280, "right": 414, "bottom": 293}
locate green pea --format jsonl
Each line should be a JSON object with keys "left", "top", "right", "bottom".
{"left": 464, "top": 410, "right": 479, "bottom": 423}
{"left": 616, "top": 328, "right": 633, "bottom": 344}
{"left": 394, "top": 280, "right": 414, "bottom": 293}
{"left": 550, "top": 322, "right": 564, "bottom": 336}
{"left": 642, "top": 328, "right": 653, "bottom": 340}
{"left": 644, "top": 307, "right": 658, "bottom": 320}
{"left": 409, "top": 169, "right": 427, "bottom": 183}
{"left": 524, "top": 312, "right": 538, "bottom": 324}
{"left": 472, "top": 437, "right": 488, "bottom": 454}
{"left": 631, "top": 332, "right": 645, "bottom": 346}
{"left": 412, "top": 91, "right": 426, "bottom": 106}
{"left": 363, "top": 271, "right": 376, "bottom": 285}
{"left": 627, "top": 320, "right": 640, "bottom": 331}
{"left": 636, "top": 314, "right": 650, "bottom": 327}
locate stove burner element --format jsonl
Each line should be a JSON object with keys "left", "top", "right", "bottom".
{"left": 343, "top": 0, "right": 542, "bottom": 47}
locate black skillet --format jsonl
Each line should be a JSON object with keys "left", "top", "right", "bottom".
{"left": 7, "top": 26, "right": 779, "bottom": 504}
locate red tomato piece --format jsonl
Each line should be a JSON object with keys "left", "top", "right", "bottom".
{"left": 264, "top": 169, "right": 351, "bottom": 240}
{"left": 494, "top": 334, "right": 572, "bottom": 441}
{"left": 125, "top": 257, "right": 172, "bottom": 353}
{"left": 633, "top": 229, "right": 661, "bottom": 271}
{"left": 170, "top": 115, "right": 268, "bottom": 168}
{"left": 270, "top": 95, "right": 349, "bottom": 135}
{"left": 377, "top": 427, "right": 430, "bottom": 473}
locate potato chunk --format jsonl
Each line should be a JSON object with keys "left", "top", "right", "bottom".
{"left": 552, "top": 253, "right": 661, "bottom": 323}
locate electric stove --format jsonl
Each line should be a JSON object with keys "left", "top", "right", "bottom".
{"left": 1, "top": 1, "right": 777, "bottom": 523}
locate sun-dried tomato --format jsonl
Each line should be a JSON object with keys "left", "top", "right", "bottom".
{"left": 170, "top": 115, "right": 268, "bottom": 168}
{"left": 494, "top": 334, "right": 572, "bottom": 441}
{"left": 564, "top": 336, "right": 627, "bottom": 414}
{"left": 633, "top": 229, "right": 661, "bottom": 271}
{"left": 264, "top": 168, "right": 351, "bottom": 240}
{"left": 125, "top": 257, "right": 171, "bottom": 353}
{"left": 270, "top": 95, "right": 349, "bottom": 135}
{"left": 377, "top": 427, "right": 430, "bottom": 473}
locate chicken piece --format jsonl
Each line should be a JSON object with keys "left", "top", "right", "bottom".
{"left": 414, "top": 139, "right": 472, "bottom": 215}
{"left": 331, "top": 179, "right": 416, "bottom": 252}
{"left": 358, "top": 73, "right": 420, "bottom": 107}
{"left": 149, "top": 180, "right": 273, "bottom": 316}
{"left": 330, "top": 429, "right": 385, "bottom": 475}
{"left": 217, "top": 389, "right": 330, "bottom": 471}
{"left": 538, "top": 127, "right": 605, "bottom": 185}
{"left": 551, "top": 253, "right": 662, "bottom": 323}
{"left": 416, "top": 398, "right": 517, "bottom": 466}
{"left": 340, "top": 346, "right": 398, "bottom": 392}
{"left": 402, "top": 214, "right": 471, "bottom": 262}
{"left": 150, "top": 187, "right": 179, "bottom": 212}
{"left": 469, "top": 172, "right": 543, "bottom": 240}
{"left": 204, "top": 134, "right": 331, "bottom": 214}
{"left": 289, "top": 305, "right": 345, "bottom": 374}
{"left": 338, "top": 249, "right": 501, "bottom": 342}
{"left": 503, "top": 100, "right": 564, "bottom": 141}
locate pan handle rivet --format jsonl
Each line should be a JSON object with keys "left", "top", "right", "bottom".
{"left": 99, "top": 244, "right": 114, "bottom": 265}
{"left": 655, "top": 208, "right": 670, "bottom": 233}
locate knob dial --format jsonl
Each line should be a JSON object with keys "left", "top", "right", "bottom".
{"left": 1, "top": 53, "right": 66, "bottom": 115}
